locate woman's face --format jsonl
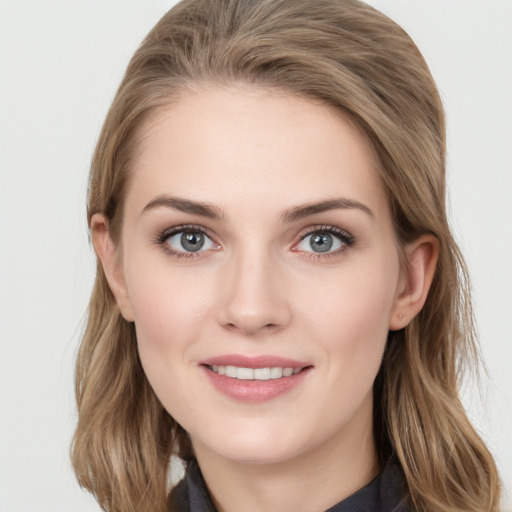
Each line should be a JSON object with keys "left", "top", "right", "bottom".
{"left": 113, "top": 86, "right": 404, "bottom": 466}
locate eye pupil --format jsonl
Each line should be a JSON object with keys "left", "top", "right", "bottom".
{"left": 310, "top": 233, "right": 333, "bottom": 253}
{"left": 181, "top": 232, "right": 204, "bottom": 252}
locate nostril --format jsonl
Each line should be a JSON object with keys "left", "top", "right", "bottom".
{"left": 224, "top": 323, "right": 239, "bottom": 332}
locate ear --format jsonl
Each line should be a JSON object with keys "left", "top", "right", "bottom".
{"left": 90, "top": 214, "right": 134, "bottom": 322}
{"left": 389, "top": 234, "right": 439, "bottom": 331}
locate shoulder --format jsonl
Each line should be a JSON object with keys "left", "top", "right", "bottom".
{"left": 326, "top": 457, "right": 410, "bottom": 512}
{"left": 168, "top": 459, "right": 216, "bottom": 512}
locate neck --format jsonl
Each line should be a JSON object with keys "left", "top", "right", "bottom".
{"left": 192, "top": 399, "right": 379, "bottom": 512}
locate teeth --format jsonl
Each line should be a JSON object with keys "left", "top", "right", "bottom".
{"left": 254, "top": 367, "right": 270, "bottom": 380}
{"left": 225, "top": 365, "right": 237, "bottom": 378}
{"left": 236, "top": 367, "right": 254, "bottom": 380}
{"left": 270, "top": 367, "right": 283, "bottom": 379}
{"left": 210, "top": 365, "right": 300, "bottom": 380}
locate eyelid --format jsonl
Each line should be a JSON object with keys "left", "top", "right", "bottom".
{"left": 292, "top": 224, "right": 355, "bottom": 258}
{"left": 296, "top": 224, "right": 353, "bottom": 242}
{"left": 154, "top": 224, "right": 221, "bottom": 258}
{"left": 153, "top": 223, "right": 354, "bottom": 260}
{"left": 156, "top": 224, "right": 215, "bottom": 243}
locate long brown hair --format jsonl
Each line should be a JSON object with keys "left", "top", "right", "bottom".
{"left": 72, "top": 1, "right": 501, "bottom": 510}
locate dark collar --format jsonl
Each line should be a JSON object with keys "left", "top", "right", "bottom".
{"left": 169, "top": 457, "right": 409, "bottom": 512}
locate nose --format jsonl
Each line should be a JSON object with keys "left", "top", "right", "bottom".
{"left": 216, "top": 247, "right": 291, "bottom": 336}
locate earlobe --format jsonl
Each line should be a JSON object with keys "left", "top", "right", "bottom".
{"left": 90, "top": 214, "right": 134, "bottom": 322}
{"left": 389, "top": 234, "right": 439, "bottom": 331}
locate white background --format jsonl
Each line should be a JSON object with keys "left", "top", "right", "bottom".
{"left": 0, "top": 1, "right": 510, "bottom": 510}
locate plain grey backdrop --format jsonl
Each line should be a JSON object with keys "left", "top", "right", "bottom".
{"left": 1, "top": 1, "right": 511, "bottom": 510}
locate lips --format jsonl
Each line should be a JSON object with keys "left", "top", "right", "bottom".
{"left": 209, "top": 365, "right": 301, "bottom": 380}
{"left": 201, "top": 354, "right": 309, "bottom": 369}
{"left": 200, "top": 354, "right": 312, "bottom": 403}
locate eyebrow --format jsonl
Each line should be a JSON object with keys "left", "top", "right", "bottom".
{"left": 281, "top": 198, "right": 374, "bottom": 223}
{"left": 141, "top": 195, "right": 226, "bottom": 220}
{"left": 141, "top": 195, "right": 373, "bottom": 222}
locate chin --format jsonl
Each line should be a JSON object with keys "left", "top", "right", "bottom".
{"left": 192, "top": 423, "right": 315, "bottom": 466}
{"left": 217, "top": 444, "right": 300, "bottom": 466}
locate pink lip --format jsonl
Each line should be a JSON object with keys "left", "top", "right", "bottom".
{"left": 199, "top": 354, "right": 312, "bottom": 404}
{"left": 200, "top": 354, "right": 309, "bottom": 369}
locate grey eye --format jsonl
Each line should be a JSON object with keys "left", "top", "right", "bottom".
{"left": 165, "top": 231, "right": 217, "bottom": 253}
{"left": 297, "top": 231, "right": 344, "bottom": 253}
{"left": 309, "top": 233, "right": 333, "bottom": 253}
{"left": 181, "top": 232, "right": 205, "bottom": 252}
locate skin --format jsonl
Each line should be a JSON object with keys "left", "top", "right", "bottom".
{"left": 93, "top": 85, "right": 438, "bottom": 512}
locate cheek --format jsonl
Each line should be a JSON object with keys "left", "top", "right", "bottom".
{"left": 124, "top": 258, "right": 225, "bottom": 401}
{"left": 301, "top": 258, "right": 398, "bottom": 376}
{"left": 126, "top": 270, "right": 209, "bottom": 424}
{"left": 129, "top": 269, "right": 211, "bottom": 346}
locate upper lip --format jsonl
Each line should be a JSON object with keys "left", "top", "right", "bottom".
{"left": 200, "top": 354, "right": 310, "bottom": 369}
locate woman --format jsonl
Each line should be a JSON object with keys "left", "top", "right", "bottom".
{"left": 71, "top": 0, "right": 501, "bottom": 510}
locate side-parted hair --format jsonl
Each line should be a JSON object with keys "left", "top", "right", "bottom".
{"left": 72, "top": 1, "right": 501, "bottom": 511}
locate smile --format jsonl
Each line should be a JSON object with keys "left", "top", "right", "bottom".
{"left": 201, "top": 356, "right": 312, "bottom": 403}
{"left": 208, "top": 365, "right": 302, "bottom": 380}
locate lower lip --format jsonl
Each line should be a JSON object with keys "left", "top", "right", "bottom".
{"left": 202, "top": 366, "right": 311, "bottom": 403}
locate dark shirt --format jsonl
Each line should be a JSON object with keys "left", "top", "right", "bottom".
{"left": 169, "top": 458, "right": 409, "bottom": 512}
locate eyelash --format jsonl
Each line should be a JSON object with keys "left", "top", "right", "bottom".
{"left": 154, "top": 224, "right": 218, "bottom": 260}
{"left": 153, "top": 224, "right": 355, "bottom": 260}
{"left": 294, "top": 225, "right": 355, "bottom": 260}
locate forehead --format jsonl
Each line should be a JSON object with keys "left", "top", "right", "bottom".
{"left": 125, "top": 85, "right": 389, "bottom": 221}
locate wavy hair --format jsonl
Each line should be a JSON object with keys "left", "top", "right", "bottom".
{"left": 71, "top": 0, "right": 501, "bottom": 510}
